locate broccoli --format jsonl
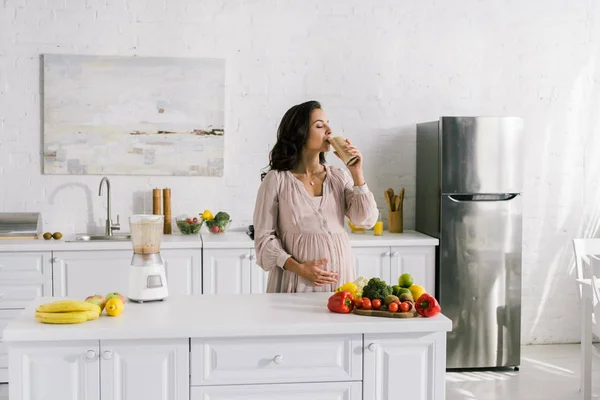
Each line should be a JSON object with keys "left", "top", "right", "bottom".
{"left": 362, "top": 277, "right": 392, "bottom": 301}
{"left": 214, "top": 211, "right": 230, "bottom": 223}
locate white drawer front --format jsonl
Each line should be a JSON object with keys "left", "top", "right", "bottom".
{"left": 0, "top": 252, "right": 49, "bottom": 282}
{"left": 0, "top": 309, "right": 21, "bottom": 382}
{"left": 191, "top": 381, "right": 362, "bottom": 400}
{"left": 191, "top": 335, "right": 362, "bottom": 386}
{"left": 0, "top": 283, "right": 44, "bottom": 309}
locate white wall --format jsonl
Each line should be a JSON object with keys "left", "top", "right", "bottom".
{"left": 1, "top": 0, "right": 599, "bottom": 344}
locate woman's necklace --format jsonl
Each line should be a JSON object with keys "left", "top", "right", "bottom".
{"left": 308, "top": 168, "right": 325, "bottom": 186}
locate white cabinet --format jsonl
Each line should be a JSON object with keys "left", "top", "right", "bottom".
{"left": 202, "top": 248, "right": 252, "bottom": 295}
{"left": 9, "top": 339, "right": 189, "bottom": 400}
{"left": 53, "top": 250, "right": 131, "bottom": 298}
{"left": 363, "top": 332, "right": 446, "bottom": 400}
{"left": 191, "top": 382, "right": 362, "bottom": 399}
{"left": 353, "top": 247, "right": 390, "bottom": 283}
{"left": 100, "top": 339, "right": 189, "bottom": 400}
{"left": 8, "top": 341, "right": 101, "bottom": 400}
{"left": 352, "top": 246, "right": 435, "bottom": 294}
{"left": 0, "top": 251, "right": 52, "bottom": 383}
{"left": 389, "top": 246, "right": 435, "bottom": 295}
{"left": 53, "top": 249, "right": 202, "bottom": 298}
{"left": 162, "top": 249, "right": 202, "bottom": 295}
{"left": 250, "top": 250, "right": 269, "bottom": 294}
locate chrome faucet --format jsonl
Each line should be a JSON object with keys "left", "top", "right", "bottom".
{"left": 98, "top": 177, "right": 120, "bottom": 236}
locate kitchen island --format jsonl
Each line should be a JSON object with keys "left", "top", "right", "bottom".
{"left": 4, "top": 292, "right": 451, "bottom": 400}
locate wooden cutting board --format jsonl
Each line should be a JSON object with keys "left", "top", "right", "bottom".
{"left": 353, "top": 308, "right": 418, "bottom": 318}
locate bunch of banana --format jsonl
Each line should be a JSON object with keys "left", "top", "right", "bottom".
{"left": 35, "top": 300, "right": 101, "bottom": 324}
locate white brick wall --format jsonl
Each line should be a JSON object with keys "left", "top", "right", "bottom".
{"left": 1, "top": 0, "right": 599, "bottom": 344}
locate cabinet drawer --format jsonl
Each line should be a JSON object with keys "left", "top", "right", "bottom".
{"left": 0, "top": 283, "right": 44, "bottom": 309}
{"left": 191, "top": 381, "right": 362, "bottom": 399}
{"left": 0, "top": 252, "right": 49, "bottom": 282}
{"left": 191, "top": 335, "right": 362, "bottom": 386}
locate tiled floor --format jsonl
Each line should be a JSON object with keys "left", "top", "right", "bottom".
{"left": 0, "top": 344, "right": 598, "bottom": 399}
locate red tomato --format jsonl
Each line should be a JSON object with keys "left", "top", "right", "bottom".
{"left": 362, "top": 298, "right": 372, "bottom": 310}
{"left": 186, "top": 218, "right": 192, "bottom": 224}
{"left": 372, "top": 299, "right": 382, "bottom": 310}
{"left": 354, "top": 299, "right": 363, "bottom": 309}
{"left": 192, "top": 217, "right": 198, "bottom": 223}
{"left": 399, "top": 302, "right": 411, "bottom": 313}
{"left": 388, "top": 302, "right": 399, "bottom": 312}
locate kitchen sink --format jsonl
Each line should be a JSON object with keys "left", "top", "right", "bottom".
{"left": 68, "top": 234, "right": 131, "bottom": 242}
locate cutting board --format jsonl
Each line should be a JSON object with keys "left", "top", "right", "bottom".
{"left": 353, "top": 308, "right": 418, "bottom": 318}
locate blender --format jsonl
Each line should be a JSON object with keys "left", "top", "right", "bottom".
{"left": 127, "top": 214, "right": 168, "bottom": 302}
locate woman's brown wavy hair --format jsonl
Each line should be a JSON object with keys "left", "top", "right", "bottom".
{"left": 261, "top": 100, "right": 326, "bottom": 180}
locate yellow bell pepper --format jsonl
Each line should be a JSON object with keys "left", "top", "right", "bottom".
{"left": 336, "top": 282, "right": 359, "bottom": 299}
{"left": 201, "top": 210, "right": 214, "bottom": 221}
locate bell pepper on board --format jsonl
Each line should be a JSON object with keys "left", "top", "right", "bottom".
{"left": 327, "top": 291, "right": 355, "bottom": 314}
{"left": 415, "top": 293, "right": 441, "bottom": 317}
{"left": 336, "top": 282, "right": 359, "bottom": 299}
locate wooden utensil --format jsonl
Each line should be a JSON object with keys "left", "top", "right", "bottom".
{"left": 384, "top": 190, "right": 392, "bottom": 211}
{"left": 394, "top": 195, "right": 401, "bottom": 212}
{"left": 386, "top": 188, "right": 395, "bottom": 211}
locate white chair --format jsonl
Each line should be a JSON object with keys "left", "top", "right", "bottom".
{"left": 573, "top": 238, "right": 600, "bottom": 400}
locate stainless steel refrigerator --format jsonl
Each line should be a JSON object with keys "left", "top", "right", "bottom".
{"left": 416, "top": 117, "right": 523, "bottom": 370}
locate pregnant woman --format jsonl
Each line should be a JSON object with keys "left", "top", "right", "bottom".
{"left": 253, "top": 100, "right": 378, "bottom": 293}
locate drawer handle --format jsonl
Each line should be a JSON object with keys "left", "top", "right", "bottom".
{"left": 102, "top": 350, "right": 113, "bottom": 360}
{"left": 368, "top": 343, "right": 377, "bottom": 352}
{"left": 273, "top": 355, "right": 284, "bottom": 365}
{"left": 391, "top": 252, "right": 399, "bottom": 257}
{"left": 383, "top": 251, "right": 390, "bottom": 257}
{"left": 85, "top": 350, "right": 97, "bottom": 360}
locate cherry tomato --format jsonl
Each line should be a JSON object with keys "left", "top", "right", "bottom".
{"left": 362, "top": 298, "right": 372, "bottom": 310}
{"left": 354, "top": 299, "right": 363, "bottom": 309}
{"left": 186, "top": 218, "right": 192, "bottom": 224}
{"left": 400, "top": 302, "right": 411, "bottom": 313}
{"left": 388, "top": 302, "right": 399, "bottom": 312}
{"left": 372, "top": 299, "right": 382, "bottom": 310}
{"left": 192, "top": 217, "right": 198, "bottom": 223}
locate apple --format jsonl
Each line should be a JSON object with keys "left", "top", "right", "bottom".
{"left": 105, "top": 292, "right": 125, "bottom": 303}
{"left": 85, "top": 295, "right": 106, "bottom": 311}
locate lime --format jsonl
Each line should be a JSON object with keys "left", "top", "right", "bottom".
{"left": 398, "top": 273, "right": 414, "bottom": 288}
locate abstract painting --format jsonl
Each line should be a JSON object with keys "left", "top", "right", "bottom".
{"left": 42, "top": 54, "right": 225, "bottom": 176}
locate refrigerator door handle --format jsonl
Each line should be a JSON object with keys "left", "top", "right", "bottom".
{"left": 447, "top": 194, "right": 518, "bottom": 202}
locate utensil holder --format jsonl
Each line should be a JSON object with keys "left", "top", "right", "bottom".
{"left": 388, "top": 210, "right": 403, "bottom": 233}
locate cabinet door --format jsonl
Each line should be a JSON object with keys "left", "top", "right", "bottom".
{"left": 363, "top": 332, "right": 446, "bottom": 400}
{"left": 0, "top": 252, "right": 52, "bottom": 309}
{"left": 352, "top": 247, "right": 390, "bottom": 282}
{"left": 8, "top": 341, "right": 100, "bottom": 400}
{"left": 389, "top": 247, "right": 435, "bottom": 294}
{"left": 191, "top": 382, "right": 361, "bottom": 400}
{"left": 100, "top": 339, "right": 189, "bottom": 400}
{"left": 162, "top": 249, "right": 202, "bottom": 296}
{"left": 53, "top": 250, "right": 131, "bottom": 298}
{"left": 203, "top": 249, "right": 252, "bottom": 295}
{"left": 0, "top": 309, "right": 21, "bottom": 383}
{"left": 250, "top": 250, "right": 269, "bottom": 294}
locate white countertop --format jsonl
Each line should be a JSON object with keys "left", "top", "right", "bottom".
{"left": 3, "top": 293, "right": 451, "bottom": 342}
{"left": 202, "top": 229, "right": 438, "bottom": 249}
{"left": 0, "top": 230, "right": 437, "bottom": 252}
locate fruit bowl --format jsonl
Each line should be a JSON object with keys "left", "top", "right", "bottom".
{"left": 205, "top": 219, "right": 231, "bottom": 234}
{"left": 175, "top": 216, "right": 203, "bottom": 235}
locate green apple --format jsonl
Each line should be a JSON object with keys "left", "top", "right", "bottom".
{"left": 105, "top": 292, "right": 125, "bottom": 303}
{"left": 85, "top": 295, "right": 106, "bottom": 312}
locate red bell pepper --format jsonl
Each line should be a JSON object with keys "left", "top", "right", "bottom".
{"left": 415, "top": 293, "right": 441, "bottom": 317}
{"left": 327, "top": 291, "right": 355, "bottom": 314}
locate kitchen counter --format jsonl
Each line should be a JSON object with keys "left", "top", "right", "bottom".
{"left": 5, "top": 293, "right": 450, "bottom": 400}
{"left": 0, "top": 229, "right": 437, "bottom": 251}
{"left": 202, "top": 229, "right": 438, "bottom": 248}
{"left": 4, "top": 293, "right": 451, "bottom": 342}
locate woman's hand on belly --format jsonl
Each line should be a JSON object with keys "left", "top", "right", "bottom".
{"left": 298, "top": 259, "right": 338, "bottom": 286}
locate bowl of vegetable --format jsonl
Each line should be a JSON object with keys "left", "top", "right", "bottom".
{"left": 204, "top": 211, "right": 231, "bottom": 234}
{"left": 175, "top": 215, "right": 203, "bottom": 235}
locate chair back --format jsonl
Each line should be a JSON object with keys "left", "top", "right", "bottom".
{"left": 573, "top": 238, "right": 600, "bottom": 299}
